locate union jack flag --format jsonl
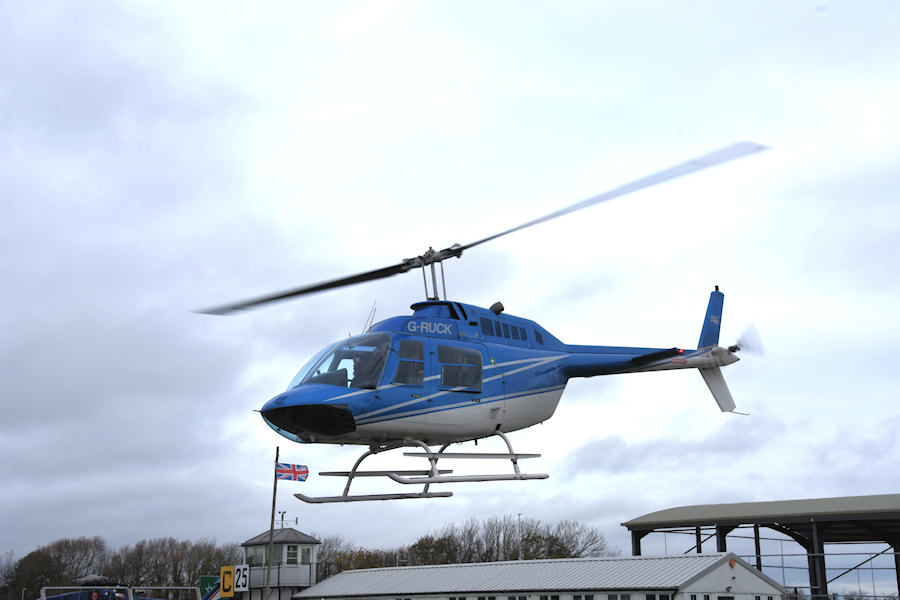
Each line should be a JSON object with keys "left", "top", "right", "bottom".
{"left": 276, "top": 462, "right": 309, "bottom": 481}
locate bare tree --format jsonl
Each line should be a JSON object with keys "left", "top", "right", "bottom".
{"left": 105, "top": 540, "right": 151, "bottom": 586}
{"left": 45, "top": 538, "right": 108, "bottom": 581}
{"left": 457, "top": 518, "right": 483, "bottom": 563}
{"left": 403, "top": 514, "right": 618, "bottom": 565}
{"left": 4, "top": 537, "right": 108, "bottom": 598}
{"left": 312, "top": 534, "right": 346, "bottom": 580}
{"left": 1, "top": 551, "right": 15, "bottom": 588}
{"left": 103, "top": 538, "right": 240, "bottom": 587}
{"left": 479, "top": 515, "right": 520, "bottom": 562}
{"left": 550, "top": 519, "right": 619, "bottom": 557}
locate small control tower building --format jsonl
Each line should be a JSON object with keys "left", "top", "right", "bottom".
{"left": 240, "top": 528, "right": 320, "bottom": 600}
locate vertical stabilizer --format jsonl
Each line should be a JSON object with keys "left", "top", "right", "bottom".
{"left": 700, "top": 367, "right": 736, "bottom": 412}
{"left": 698, "top": 287, "right": 724, "bottom": 348}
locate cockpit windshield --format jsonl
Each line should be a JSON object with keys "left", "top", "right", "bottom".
{"left": 287, "top": 333, "right": 391, "bottom": 390}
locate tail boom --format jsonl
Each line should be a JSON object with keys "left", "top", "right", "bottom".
{"left": 561, "top": 287, "right": 741, "bottom": 412}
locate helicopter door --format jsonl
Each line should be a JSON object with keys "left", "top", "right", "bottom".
{"left": 426, "top": 340, "right": 502, "bottom": 436}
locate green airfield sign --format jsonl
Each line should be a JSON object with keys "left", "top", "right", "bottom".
{"left": 199, "top": 576, "right": 218, "bottom": 599}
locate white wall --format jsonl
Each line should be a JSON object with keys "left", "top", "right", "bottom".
{"left": 683, "top": 559, "right": 784, "bottom": 600}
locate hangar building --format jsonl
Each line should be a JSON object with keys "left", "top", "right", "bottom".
{"left": 622, "top": 493, "right": 900, "bottom": 599}
{"left": 294, "top": 552, "right": 783, "bottom": 600}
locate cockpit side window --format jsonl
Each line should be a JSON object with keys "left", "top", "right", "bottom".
{"left": 296, "top": 333, "right": 390, "bottom": 390}
{"left": 393, "top": 339, "right": 425, "bottom": 386}
{"left": 480, "top": 318, "right": 494, "bottom": 336}
{"left": 437, "top": 344, "right": 482, "bottom": 392}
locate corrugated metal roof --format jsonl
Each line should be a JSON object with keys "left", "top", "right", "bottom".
{"left": 622, "top": 493, "right": 900, "bottom": 529}
{"left": 243, "top": 527, "right": 320, "bottom": 546}
{"left": 296, "top": 553, "right": 737, "bottom": 598}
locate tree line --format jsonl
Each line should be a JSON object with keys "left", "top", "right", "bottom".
{"left": 0, "top": 537, "right": 240, "bottom": 600}
{"left": 1, "top": 515, "right": 617, "bottom": 599}
{"left": 313, "top": 515, "right": 618, "bottom": 579}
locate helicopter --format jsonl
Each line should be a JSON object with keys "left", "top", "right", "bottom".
{"left": 201, "top": 141, "right": 768, "bottom": 503}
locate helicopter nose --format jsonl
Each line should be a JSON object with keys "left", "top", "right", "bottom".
{"left": 261, "top": 400, "right": 357, "bottom": 437}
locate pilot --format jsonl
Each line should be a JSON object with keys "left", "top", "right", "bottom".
{"left": 351, "top": 344, "right": 387, "bottom": 389}
{"left": 351, "top": 355, "right": 370, "bottom": 388}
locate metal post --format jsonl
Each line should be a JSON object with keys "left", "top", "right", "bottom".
{"left": 264, "top": 447, "right": 279, "bottom": 600}
{"left": 631, "top": 530, "right": 644, "bottom": 556}
{"left": 810, "top": 521, "right": 827, "bottom": 600}
{"left": 517, "top": 513, "right": 522, "bottom": 560}
{"left": 429, "top": 263, "right": 439, "bottom": 301}
{"left": 716, "top": 526, "right": 728, "bottom": 552}
{"left": 892, "top": 544, "right": 900, "bottom": 597}
{"left": 754, "top": 524, "right": 762, "bottom": 572}
{"left": 807, "top": 553, "right": 819, "bottom": 599}
{"left": 696, "top": 526, "right": 703, "bottom": 554}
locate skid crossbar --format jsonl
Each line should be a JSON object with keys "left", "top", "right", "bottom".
{"left": 320, "top": 469, "right": 452, "bottom": 477}
{"left": 386, "top": 472, "right": 548, "bottom": 484}
{"left": 295, "top": 491, "right": 453, "bottom": 503}
{"left": 295, "top": 431, "right": 547, "bottom": 503}
{"left": 403, "top": 452, "right": 540, "bottom": 459}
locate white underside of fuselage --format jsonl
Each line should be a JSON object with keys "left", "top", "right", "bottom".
{"left": 342, "top": 386, "right": 566, "bottom": 446}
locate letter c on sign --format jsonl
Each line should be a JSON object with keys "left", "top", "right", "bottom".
{"left": 220, "top": 566, "right": 235, "bottom": 598}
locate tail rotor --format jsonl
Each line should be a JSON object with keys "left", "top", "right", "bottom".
{"left": 728, "top": 324, "right": 765, "bottom": 356}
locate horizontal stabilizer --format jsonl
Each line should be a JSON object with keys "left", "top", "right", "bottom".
{"left": 700, "top": 367, "right": 736, "bottom": 412}
{"left": 631, "top": 347, "right": 683, "bottom": 366}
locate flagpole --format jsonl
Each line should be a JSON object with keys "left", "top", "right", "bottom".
{"left": 264, "top": 446, "right": 279, "bottom": 600}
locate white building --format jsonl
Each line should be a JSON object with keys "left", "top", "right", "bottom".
{"left": 294, "top": 552, "right": 783, "bottom": 600}
{"left": 240, "top": 528, "right": 320, "bottom": 600}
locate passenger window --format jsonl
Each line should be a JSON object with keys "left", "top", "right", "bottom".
{"left": 519, "top": 327, "right": 527, "bottom": 341}
{"left": 392, "top": 340, "right": 424, "bottom": 386}
{"left": 511, "top": 326, "right": 520, "bottom": 340}
{"left": 437, "top": 345, "right": 482, "bottom": 391}
{"left": 480, "top": 318, "right": 495, "bottom": 336}
{"left": 534, "top": 330, "right": 543, "bottom": 344}
{"left": 502, "top": 323, "right": 510, "bottom": 338}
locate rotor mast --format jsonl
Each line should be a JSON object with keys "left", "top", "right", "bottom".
{"left": 418, "top": 247, "right": 453, "bottom": 301}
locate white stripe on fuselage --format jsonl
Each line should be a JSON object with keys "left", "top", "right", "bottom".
{"left": 355, "top": 384, "right": 566, "bottom": 426}
{"left": 354, "top": 354, "right": 566, "bottom": 420}
{"left": 352, "top": 387, "right": 567, "bottom": 443}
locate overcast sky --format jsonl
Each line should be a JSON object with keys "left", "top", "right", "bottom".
{"left": 3, "top": 0, "right": 900, "bottom": 592}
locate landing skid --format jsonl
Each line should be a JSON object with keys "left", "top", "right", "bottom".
{"left": 294, "top": 431, "right": 548, "bottom": 503}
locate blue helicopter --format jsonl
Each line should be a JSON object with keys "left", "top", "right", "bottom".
{"left": 201, "top": 142, "right": 767, "bottom": 503}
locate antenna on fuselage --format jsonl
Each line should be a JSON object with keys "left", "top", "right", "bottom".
{"left": 362, "top": 302, "right": 377, "bottom": 333}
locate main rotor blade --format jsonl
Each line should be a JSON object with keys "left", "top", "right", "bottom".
{"left": 196, "top": 262, "right": 410, "bottom": 315}
{"left": 452, "top": 141, "right": 769, "bottom": 254}
{"left": 200, "top": 141, "right": 768, "bottom": 315}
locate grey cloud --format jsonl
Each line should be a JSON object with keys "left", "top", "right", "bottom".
{"left": 562, "top": 415, "right": 783, "bottom": 476}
